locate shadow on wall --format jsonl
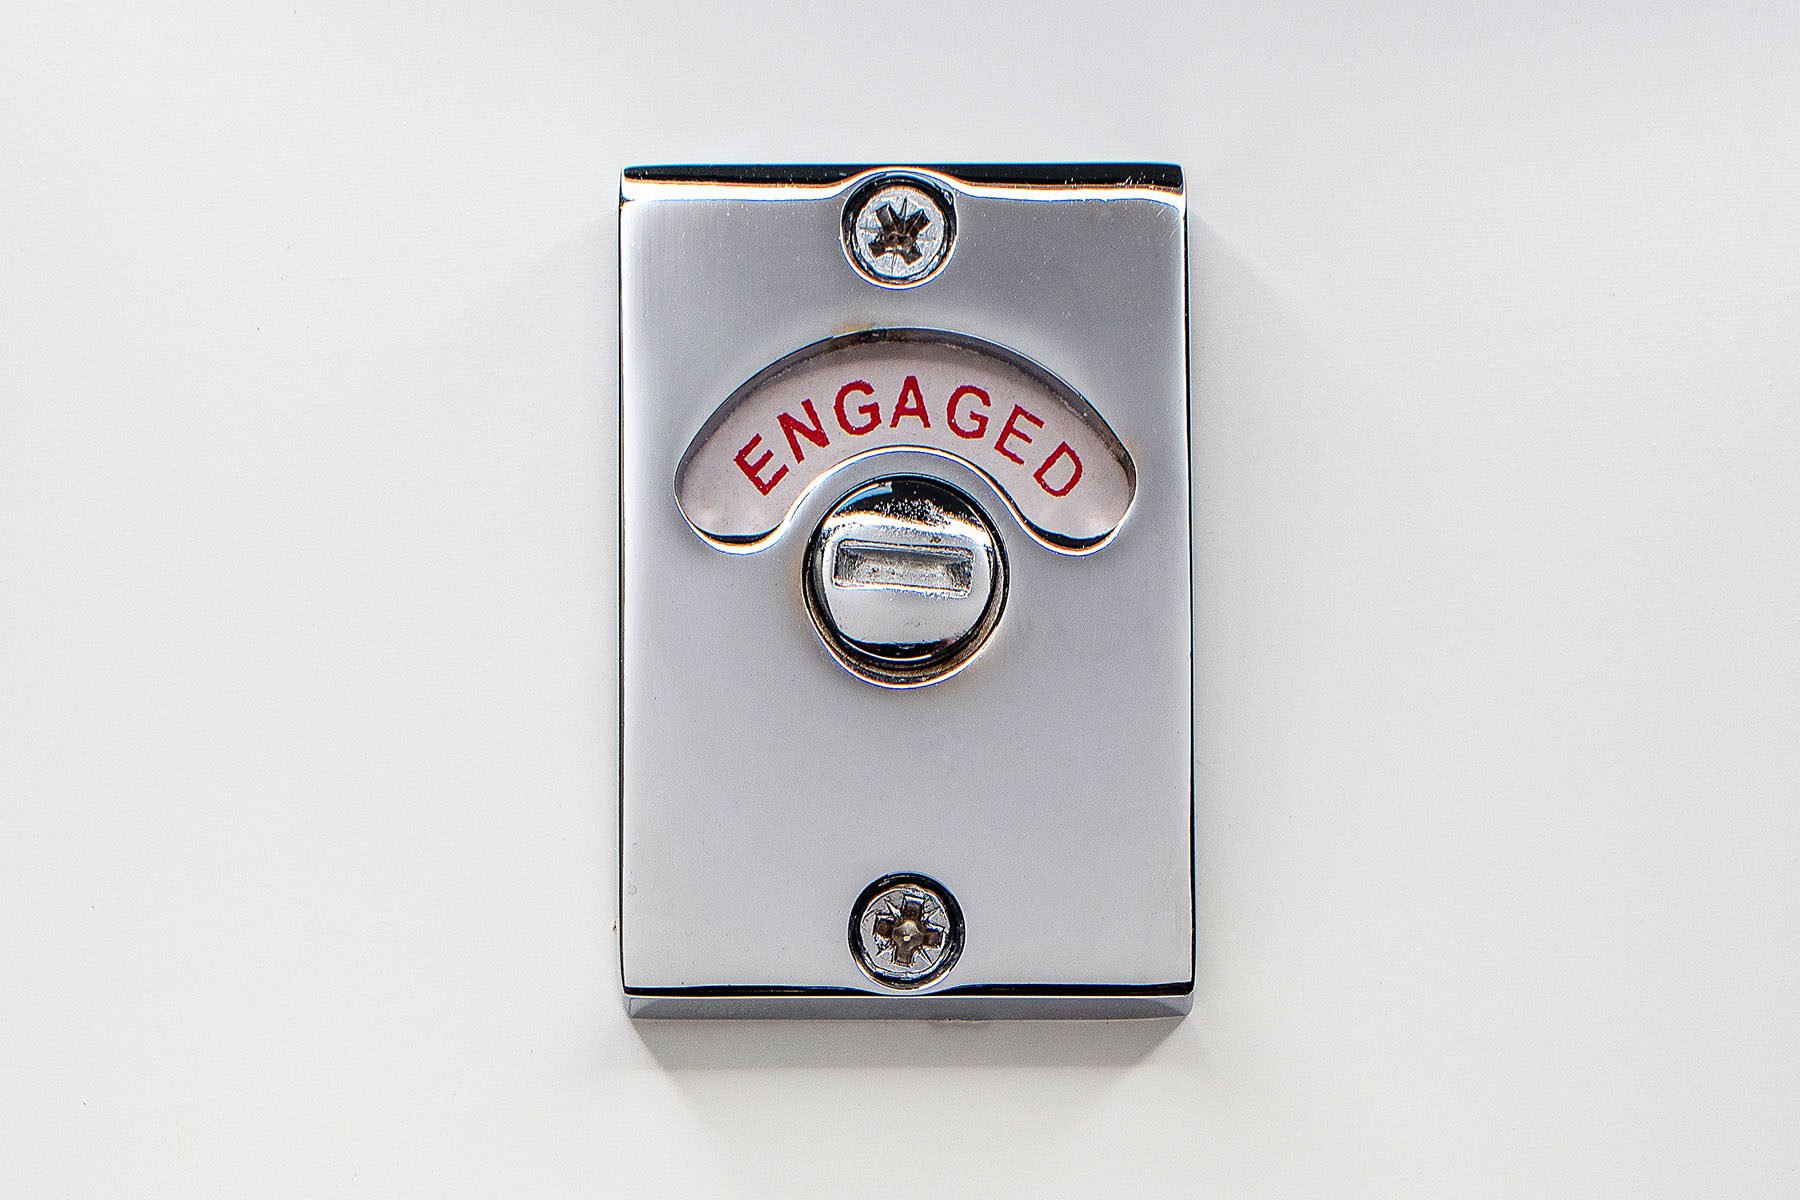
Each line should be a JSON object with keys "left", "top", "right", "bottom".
{"left": 631, "top": 1013, "right": 1180, "bottom": 1072}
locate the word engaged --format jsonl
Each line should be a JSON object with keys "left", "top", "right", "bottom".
{"left": 732, "top": 376, "right": 1084, "bottom": 500}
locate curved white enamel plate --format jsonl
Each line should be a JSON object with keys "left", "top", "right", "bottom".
{"left": 673, "top": 329, "right": 1137, "bottom": 554}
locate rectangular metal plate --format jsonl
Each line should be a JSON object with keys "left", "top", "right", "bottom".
{"left": 620, "top": 164, "right": 1191, "bottom": 1018}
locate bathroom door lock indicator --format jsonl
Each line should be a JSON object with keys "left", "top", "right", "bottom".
{"left": 621, "top": 165, "right": 1192, "bottom": 1018}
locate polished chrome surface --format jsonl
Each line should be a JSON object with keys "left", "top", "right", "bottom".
{"left": 621, "top": 165, "right": 1190, "bottom": 1019}
{"left": 843, "top": 175, "right": 953, "bottom": 287}
{"left": 850, "top": 874, "right": 964, "bottom": 989}
{"left": 806, "top": 476, "right": 1006, "bottom": 688}
{"left": 673, "top": 328, "right": 1136, "bottom": 555}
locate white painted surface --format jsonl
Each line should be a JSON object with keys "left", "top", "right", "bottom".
{"left": 2, "top": 2, "right": 1795, "bottom": 1195}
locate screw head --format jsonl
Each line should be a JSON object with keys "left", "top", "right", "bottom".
{"left": 842, "top": 175, "right": 955, "bottom": 287}
{"left": 849, "top": 873, "right": 964, "bottom": 989}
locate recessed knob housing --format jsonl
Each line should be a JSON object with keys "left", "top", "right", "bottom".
{"left": 804, "top": 475, "right": 1006, "bottom": 687}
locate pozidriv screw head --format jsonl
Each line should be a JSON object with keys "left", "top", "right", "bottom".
{"left": 843, "top": 175, "right": 954, "bottom": 287}
{"left": 849, "top": 873, "right": 964, "bottom": 989}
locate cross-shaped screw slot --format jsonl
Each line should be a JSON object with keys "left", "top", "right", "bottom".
{"left": 865, "top": 201, "right": 931, "bottom": 264}
{"left": 844, "top": 177, "right": 953, "bottom": 286}
{"left": 871, "top": 894, "right": 945, "bottom": 967}
{"left": 851, "top": 873, "right": 962, "bottom": 988}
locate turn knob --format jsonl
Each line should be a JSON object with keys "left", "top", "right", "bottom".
{"left": 804, "top": 476, "right": 1007, "bottom": 687}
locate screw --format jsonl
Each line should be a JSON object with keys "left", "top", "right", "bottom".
{"left": 849, "top": 873, "right": 964, "bottom": 989}
{"left": 842, "top": 175, "right": 955, "bottom": 288}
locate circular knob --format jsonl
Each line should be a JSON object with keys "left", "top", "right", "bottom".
{"left": 804, "top": 476, "right": 1006, "bottom": 687}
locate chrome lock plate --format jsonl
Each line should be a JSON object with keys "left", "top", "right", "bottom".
{"left": 620, "top": 164, "right": 1192, "bottom": 1018}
